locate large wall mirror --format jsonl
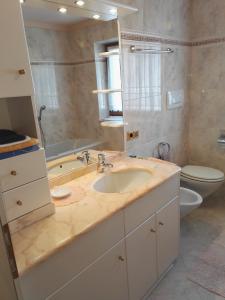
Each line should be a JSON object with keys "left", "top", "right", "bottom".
{"left": 21, "top": 0, "right": 126, "bottom": 161}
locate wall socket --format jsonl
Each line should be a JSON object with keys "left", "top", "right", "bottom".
{"left": 127, "top": 130, "right": 139, "bottom": 141}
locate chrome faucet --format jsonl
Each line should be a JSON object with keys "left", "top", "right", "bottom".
{"left": 97, "top": 153, "right": 113, "bottom": 173}
{"left": 77, "top": 150, "right": 90, "bottom": 165}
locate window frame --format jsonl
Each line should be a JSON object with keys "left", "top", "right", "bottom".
{"left": 105, "top": 43, "right": 123, "bottom": 117}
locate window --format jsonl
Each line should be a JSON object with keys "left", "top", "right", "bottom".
{"left": 32, "top": 65, "right": 59, "bottom": 110}
{"left": 106, "top": 44, "right": 123, "bottom": 116}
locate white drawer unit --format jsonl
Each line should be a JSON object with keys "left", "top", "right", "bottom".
{"left": 2, "top": 177, "right": 51, "bottom": 222}
{"left": 0, "top": 150, "right": 47, "bottom": 192}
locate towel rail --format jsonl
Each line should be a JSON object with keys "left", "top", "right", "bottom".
{"left": 130, "top": 45, "right": 174, "bottom": 54}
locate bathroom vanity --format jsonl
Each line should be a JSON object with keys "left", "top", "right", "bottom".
{"left": 11, "top": 157, "right": 180, "bottom": 300}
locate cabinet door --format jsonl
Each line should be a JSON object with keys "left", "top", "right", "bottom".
{"left": 48, "top": 240, "right": 128, "bottom": 300}
{"left": 0, "top": 0, "right": 33, "bottom": 98}
{"left": 157, "top": 197, "right": 179, "bottom": 276}
{"left": 126, "top": 214, "right": 157, "bottom": 300}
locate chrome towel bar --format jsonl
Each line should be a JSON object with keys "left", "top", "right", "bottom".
{"left": 130, "top": 45, "right": 174, "bottom": 54}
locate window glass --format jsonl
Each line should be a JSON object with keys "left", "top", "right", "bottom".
{"left": 107, "top": 45, "right": 122, "bottom": 114}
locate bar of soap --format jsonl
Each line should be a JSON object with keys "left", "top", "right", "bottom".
{"left": 51, "top": 187, "right": 72, "bottom": 199}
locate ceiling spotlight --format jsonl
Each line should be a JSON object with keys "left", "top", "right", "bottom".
{"left": 110, "top": 8, "right": 117, "bottom": 14}
{"left": 58, "top": 7, "right": 67, "bottom": 14}
{"left": 93, "top": 14, "right": 100, "bottom": 20}
{"left": 75, "top": 0, "right": 85, "bottom": 6}
{"left": 20, "top": 0, "right": 25, "bottom": 3}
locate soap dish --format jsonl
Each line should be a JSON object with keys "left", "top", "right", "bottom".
{"left": 51, "top": 187, "right": 72, "bottom": 199}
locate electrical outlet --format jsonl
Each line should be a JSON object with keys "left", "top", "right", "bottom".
{"left": 126, "top": 130, "right": 139, "bottom": 141}
{"left": 133, "top": 131, "right": 139, "bottom": 138}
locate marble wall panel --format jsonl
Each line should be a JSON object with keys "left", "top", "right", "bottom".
{"left": 191, "top": 0, "right": 225, "bottom": 40}
{"left": 119, "top": 0, "right": 192, "bottom": 41}
{"left": 188, "top": 1, "right": 225, "bottom": 173}
{"left": 25, "top": 27, "right": 73, "bottom": 62}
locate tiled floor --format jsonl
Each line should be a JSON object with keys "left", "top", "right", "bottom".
{"left": 148, "top": 186, "right": 225, "bottom": 300}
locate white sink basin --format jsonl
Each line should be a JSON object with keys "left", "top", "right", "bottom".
{"left": 93, "top": 168, "right": 152, "bottom": 193}
{"left": 48, "top": 160, "right": 84, "bottom": 177}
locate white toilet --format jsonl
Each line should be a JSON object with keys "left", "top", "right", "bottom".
{"left": 180, "top": 187, "right": 203, "bottom": 218}
{"left": 181, "top": 165, "right": 224, "bottom": 198}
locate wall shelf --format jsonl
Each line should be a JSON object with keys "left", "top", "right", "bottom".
{"left": 98, "top": 50, "right": 119, "bottom": 58}
{"left": 92, "top": 88, "right": 122, "bottom": 94}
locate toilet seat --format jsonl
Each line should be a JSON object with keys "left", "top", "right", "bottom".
{"left": 181, "top": 165, "right": 224, "bottom": 183}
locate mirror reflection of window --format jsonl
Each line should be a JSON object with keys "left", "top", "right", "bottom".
{"left": 95, "top": 41, "right": 123, "bottom": 120}
{"left": 32, "top": 65, "right": 59, "bottom": 110}
{"left": 106, "top": 45, "right": 123, "bottom": 116}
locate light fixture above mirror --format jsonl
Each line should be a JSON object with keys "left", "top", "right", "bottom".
{"left": 75, "top": 0, "right": 85, "bottom": 7}
{"left": 21, "top": 0, "right": 138, "bottom": 23}
{"left": 57, "top": 7, "right": 67, "bottom": 14}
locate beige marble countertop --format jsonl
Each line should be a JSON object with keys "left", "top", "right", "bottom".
{"left": 11, "top": 156, "right": 180, "bottom": 276}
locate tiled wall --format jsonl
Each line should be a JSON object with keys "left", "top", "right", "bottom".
{"left": 189, "top": 0, "right": 225, "bottom": 173}
{"left": 25, "top": 21, "right": 124, "bottom": 151}
{"left": 119, "top": 0, "right": 192, "bottom": 165}
{"left": 25, "top": 0, "right": 225, "bottom": 170}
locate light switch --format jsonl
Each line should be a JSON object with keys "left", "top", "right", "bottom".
{"left": 167, "top": 90, "right": 184, "bottom": 109}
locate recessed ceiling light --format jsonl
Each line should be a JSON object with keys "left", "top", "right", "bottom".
{"left": 20, "top": 0, "right": 25, "bottom": 3}
{"left": 75, "top": 0, "right": 85, "bottom": 6}
{"left": 110, "top": 8, "right": 117, "bottom": 14}
{"left": 93, "top": 14, "right": 100, "bottom": 20}
{"left": 58, "top": 7, "right": 67, "bottom": 14}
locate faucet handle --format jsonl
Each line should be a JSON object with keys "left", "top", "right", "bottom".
{"left": 82, "top": 150, "right": 89, "bottom": 155}
{"left": 98, "top": 153, "right": 105, "bottom": 163}
{"left": 82, "top": 150, "right": 90, "bottom": 159}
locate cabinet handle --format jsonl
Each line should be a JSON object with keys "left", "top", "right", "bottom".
{"left": 150, "top": 228, "right": 156, "bottom": 233}
{"left": 159, "top": 222, "right": 164, "bottom": 226}
{"left": 16, "top": 200, "right": 23, "bottom": 206}
{"left": 10, "top": 170, "right": 17, "bottom": 176}
{"left": 18, "top": 69, "right": 26, "bottom": 75}
{"left": 118, "top": 256, "right": 125, "bottom": 262}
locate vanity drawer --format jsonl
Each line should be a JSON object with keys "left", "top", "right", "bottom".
{"left": 124, "top": 175, "right": 180, "bottom": 234}
{"left": 0, "top": 149, "right": 47, "bottom": 192}
{"left": 2, "top": 177, "right": 51, "bottom": 222}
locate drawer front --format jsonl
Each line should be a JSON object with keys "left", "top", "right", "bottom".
{"left": 20, "top": 211, "right": 124, "bottom": 300}
{"left": 124, "top": 175, "right": 180, "bottom": 234}
{"left": 0, "top": 149, "right": 47, "bottom": 192}
{"left": 3, "top": 177, "right": 51, "bottom": 222}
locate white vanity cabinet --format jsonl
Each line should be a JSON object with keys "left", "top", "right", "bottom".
{"left": 125, "top": 197, "right": 179, "bottom": 300}
{"left": 48, "top": 240, "right": 128, "bottom": 300}
{"left": 157, "top": 198, "right": 180, "bottom": 276}
{"left": 19, "top": 174, "right": 180, "bottom": 300}
{"left": 126, "top": 215, "right": 157, "bottom": 300}
{"left": 0, "top": 0, "right": 33, "bottom": 98}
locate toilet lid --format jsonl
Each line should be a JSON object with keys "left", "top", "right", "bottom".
{"left": 181, "top": 165, "right": 224, "bottom": 182}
